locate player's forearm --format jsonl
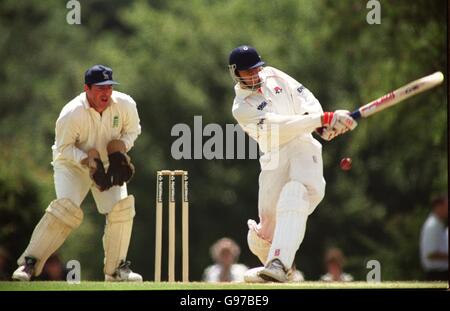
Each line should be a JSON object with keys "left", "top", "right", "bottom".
{"left": 120, "top": 112, "right": 141, "bottom": 151}
{"left": 54, "top": 117, "right": 88, "bottom": 164}
{"left": 56, "top": 144, "right": 88, "bottom": 165}
{"left": 120, "top": 132, "right": 140, "bottom": 152}
{"left": 261, "top": 113, "right": 322, "bottom": 136}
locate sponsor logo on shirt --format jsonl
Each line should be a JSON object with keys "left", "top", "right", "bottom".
{"left": 297, "top": 86, "right": 305, "bottom": 94}
{"left": 274, "top": 86, "right": 282, "bottom": 94}
{"left": 257, "top": 118, "right": 265, "bottom": 129}
{"left": 257, "top": 101, "right": 268, "bottom": 111}
{"left": 113, "top": 115, "right": 119, "bottom": 128}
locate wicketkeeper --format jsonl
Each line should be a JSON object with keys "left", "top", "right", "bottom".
{"left": 228, "top": 46, "right": 357, "bottom": 282}
{"left": 12, "top": 65, "right": 142, "bottom": 282}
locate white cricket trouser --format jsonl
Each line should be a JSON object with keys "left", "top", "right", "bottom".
{"left": 257, "top": 136, "right": 326, "bottom": 244}
{"left": 53, "top": 161, "right": 128, "bottom": 214}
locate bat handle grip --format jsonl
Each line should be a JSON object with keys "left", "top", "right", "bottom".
{"left": 350, "top": 110, "right": 361, "bottom": 120}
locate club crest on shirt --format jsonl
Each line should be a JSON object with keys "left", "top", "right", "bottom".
{"left": 257, "top": 101, "right": 268, "bottom": 111}
{"left": 113, "top": 115, "right": 119, "bottom": 128}
{"left": 274, "top": 86, "right": 282, "bottom": 94}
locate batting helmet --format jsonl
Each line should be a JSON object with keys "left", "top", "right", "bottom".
{"left": 228, "top": 45, "right": 265, "bottom": 89}
{"left": 229, "top": 45, "right": 265, "bottom": 71}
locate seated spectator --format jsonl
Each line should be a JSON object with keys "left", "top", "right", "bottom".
{"left": 320, "top": 247, "right": 354, "bottom": 282}
{"left": 420, "top": 195, "right": 448, "bottom": 281}
{"left": 38, "top": 253, "right": 66, "bottom": 281}
{"left": 203, "top": 238, "right": 248, "bottom": 282}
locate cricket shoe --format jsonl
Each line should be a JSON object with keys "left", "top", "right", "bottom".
{"left": 244, "top": 264, "right": 304, "bottom": 283}
{"left": 105, "top": 260, "right": 143, "bottom": 282}
{"left": 12, "top": 256, "right": 36, "bottom": 281}
{"left": 258, "top": 259, "right": 288, "bottom": 283}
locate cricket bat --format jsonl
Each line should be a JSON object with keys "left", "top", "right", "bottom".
{"left": 350, "top": 71, "right": 444, "bottom": 120}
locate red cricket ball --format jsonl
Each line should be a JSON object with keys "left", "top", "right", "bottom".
{"left": 340, "top": 157, "right": 352, "bottom": 171}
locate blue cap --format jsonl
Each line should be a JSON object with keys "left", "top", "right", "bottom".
{"left": 229, "top": 45, "right": 265, "bottom": 71}
{"left": 84, "top": 65, "right": 119, "bottom": 85}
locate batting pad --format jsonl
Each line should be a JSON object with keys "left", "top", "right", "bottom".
{"left": 103, "top": 195, "right": 135, "bottom": 275}
{"left": 267, "top": 181, "right": 310, "bottom": 269}
{"left": 18, "top": 198, "right": 83, "bottom": 275}
{"left": 247, "top": 219, "right": 271, "bottom": 264}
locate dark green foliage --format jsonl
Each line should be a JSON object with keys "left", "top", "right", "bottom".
{"left": 0, "top": 0, "right": 446, "bottom": 281}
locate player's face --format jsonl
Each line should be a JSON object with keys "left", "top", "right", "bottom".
{"left": 84, "top": 84, "right": 113, "bottom": 113}
{"left": 237, "top": 67, "right": 262, "bottom": 90}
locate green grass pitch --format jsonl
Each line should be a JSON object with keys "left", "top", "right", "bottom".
{"left": 0, "top": 281, "right": 447, "bottom": 291}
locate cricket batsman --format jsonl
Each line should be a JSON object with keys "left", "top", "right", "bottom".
{"left": 12, "top": 65, "right": 142, "bottom": 282}
{"left": 228, "top": 45, "right": 357, "bottom": 282}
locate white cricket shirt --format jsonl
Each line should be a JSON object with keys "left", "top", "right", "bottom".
{"left": 232, "top": 66, "right": 324, "bottom": 153}
{"left": 52, "top": 91, "right": 141, "bottom": 167}
{"left": 420, "top": 213, "right": 448, "bottom": 271}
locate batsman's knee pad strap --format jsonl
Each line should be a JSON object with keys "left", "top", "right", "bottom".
{"left": 107, "top": 195, "right": 135, "bottom": 223}
{"left": 277, "top": 181, "right": 309, "bottom": 215}
{"left": 46, "top": 198, "right": 84, "bottom": 228}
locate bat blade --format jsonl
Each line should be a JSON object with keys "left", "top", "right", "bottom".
{"left": 351, "top": 71, "right": 444, "bottom": 120}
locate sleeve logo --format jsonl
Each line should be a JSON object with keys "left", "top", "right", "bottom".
{"left": 297, "top": 86, "right": 305, "bottom": 93}
{"left": 257, "top": 118, "right": 265, "bottom": 129}
{"left": 257, "top": 101, "right": 268, "bottom": 110}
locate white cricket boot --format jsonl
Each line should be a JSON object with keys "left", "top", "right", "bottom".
{"left": 287, "top": 268, "right": 304, "bottom": 282}
{"left": 244, "top": 267, "right": 266, "bottom": 283}
{"left": 105, "top": 260, "right": 143, "bottom": 282}
{"left": 245, "top": 264, "right": 304, "bottom": 283}
{"left": 12, "top": 256, "right": 36, "bottom": 281}
{"left": 258, "top": 259, "right": 288, "bottom": 283}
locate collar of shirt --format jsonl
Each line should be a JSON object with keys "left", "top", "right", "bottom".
{"left": 234, "top": 83, "right": 254, "bottom": 99}
{"left": 81, "top": 92, "right": 90, "bottom": 109}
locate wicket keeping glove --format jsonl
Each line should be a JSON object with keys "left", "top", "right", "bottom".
{"left": 81, "top": 149, "right": 112, "bottom": 191}
{"left": 106, "top": 140, "right": 135, "bottom": 186}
